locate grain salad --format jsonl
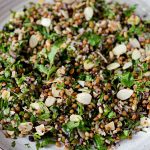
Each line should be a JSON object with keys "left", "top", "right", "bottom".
{"left": 0, "top": 0, "right": 150, "bottom": 149}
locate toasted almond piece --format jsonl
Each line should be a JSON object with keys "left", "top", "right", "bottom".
{"left": 52, "top": 84, "right": 61, "bottom": 97}
{"left": 84, "top": 7, "right": 94, "bottom": 21}
{"left": 2, "top": 90, "right": 10, "bottom": 100}
{"left": 60, "top": 10, "right": 69, "bottom": 19}
{"left": 144, "top": 71, "right": 150, "bottom": 77}
{"left": 35, "top": 124, "right": 45, "bottom": 136}
{"left": 45, "top": 96, "right": 56, "bottom": 107}
{"left": 107, "top": 62, "right": 120, "bottom": 70}
{"left": 99, "top": 106, "right": 103, "bottom": 114}
{"left": 41, "top": 18, "right": 51, "bottom": 27}
{"left": 29, "top": 35, "right": 38, "bottom": 48}
{"left": 84, "top": 60, "right": 95, "bottom": 70}
{"left": 105, "top": 121, "right": 115, "bottom": 130}
{"left": 132, "top": 49, "right": 141, "bottom": 60}
{"left": 70, "top": 114, "right": 82, "bottom": 122}
{"left": 113, "top": 44, "right": 127, "bottom": 56}
{"left": 18, "top": 122, "right": 33, "bottom": 135}
{"left": 7, "top": 130, "right": 15, "bottom": 136}
{"left": 117, "top": 89, "right": 133, "bottom": 100}
{"left": 140, "top": 117, "right": 150, "bottom": 127}
{"left": 129, "top": 38, "right": 140, "bottom": 48}
{"left": 123, "top": 62, "right": 132, "bottom": 70}
{"left": 78, "top": 80, "right": 85, "bottom": 87}
{"left": 76, "top": 92, "right": 92, "bottom": 105}
{"left": 62, "top": 0, "right": 75, "bottom": 4}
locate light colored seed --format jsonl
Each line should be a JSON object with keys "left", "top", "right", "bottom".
{"left": 70, "top": 114, "right": 82, "bottom": 122}
{"left": 84, "top": 60, "right": 95, "bottom": 70}
{"left": 112, "top": 44, "right": 127, "bottom": 56}
{"left": 45, "top": 96, "right": 56, "bottom": 107}
{"left": 41, "top": 17, "right": 51, "bottom": 27}
{"left": 2, "top": 90, "right": 10, "bottom": 100}
{"left": 140, "top": 117, "right": 150, "bottom": 127}
{"left": 84, "top": 7, "right": 94, "bottom": 21}
{"left": 129, "top": 38, "right": 140, "bottom": 48}
{"left": 107, "top": 62, "right": 120, "bottom": 70}
{"left": 105, "top": 121, "right": 115, "bottom": 131}
{"left": 76, "top": 92, "right": 92, "bottom": 105}
{"left": 117, "top": 89, "right": 133, "bottom": 100}
{"left": 123, "top": 62, "right": 132, "bottom": 70}
{"left": 132, "top": 49, "right": 141, "bottom": 60}
{"left": 29, "top": 35, "right": 38, "bottom": 48}
{"left": 99, "top": 106, "right": 103, "bottom": 114}
{"left": 78, "top": 80, "right": 85, "bottom": 87}
{"left": 144, "top": 71, "right": 150, "bottom": 77}
{"left": 35, "top": 124, "right": 45, "bottom": 136}
{"left": 62, "top": 0, "right": 75, "bottom": 4}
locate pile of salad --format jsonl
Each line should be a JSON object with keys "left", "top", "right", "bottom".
{"left": 0, "top": 0, "right": 150, "bottom": 149}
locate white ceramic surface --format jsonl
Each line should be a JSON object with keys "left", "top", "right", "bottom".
{"left": 0, "top": 0, "right": 150, "bottom": 150}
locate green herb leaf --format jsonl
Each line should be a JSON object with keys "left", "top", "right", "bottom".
{"left": 77, "top": 103, "right": 84, "bottom": 115}
{"left": 94, "top": 134, "right": 107, "bottom": 150}
{"left": 11, "top": 141, "right": 16, "bottom": 148}
{"left": 38, "top": 113, "right": 50, "bottom": 120}
{"left": 119, "top": 72, "right": 134, "bottom": 87}
{"left": 123, "top": 5, "right": 137, "bottom": 17}
{"left": 88, "top": 34, "right": 101, "bottom": 46}
{"left": 108, "top": 111, "right": 116, "bottom": 119}
{"left": 37, "top": 64, "right": 48, "bottom": 75}
{"left": 48, "top": 39, "right": 64, "bottom": 67}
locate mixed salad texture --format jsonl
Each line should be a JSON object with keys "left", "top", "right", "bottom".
{"left": 0, "top": 0, "right": 150, "bottom": 149}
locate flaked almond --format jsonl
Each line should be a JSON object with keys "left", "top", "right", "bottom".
{"left": 132, "top": 49, "right": 141, "bottom": 60}
{"left": 140, "top": 117, "right": 150, "bottom": 127}
{"left": 45, "top": 96, "right": 56, "bottom": 107}
{"left": 144, "top": 71, "right": 150, "bottom": 77}
{"left": 76, "top": 92, "right": 92, "bottom": 105}
{"left": 35, "top": 124, "right": 45, "bottom": 136}
{"left": 84, "top": 60, "right": 95, "bottom": 70}
{"left": 99, "top": 106, "right": 103, "bottom": 114}
{"left": 78, "top": 80, "right": 85, "bottom": 87}
{"left": 105, "top": 121, "right": 115, "bottom": 131}
{"left": 52, "top": 84, "right": 61, "bottom": 97}
{"left": 129, "top": 38, "right": 140, "bottom": 48}
{"left": 84, "top": 7, "right": 94, "bottom": 21}
{"left": 123, "top": 62, "right": 132, "bottom": 70}
{"left": 70, "top": 114, "right": 82, "bottom": 122}
{"left": 113, "top": 44, "right": 127, "bottom": 56}
{"left": 117, "top": 89, "right": 133, "bottom": 100}
{"left": 18, "top": 122, "right": 33, "bottom": 135}
{"left": 60, "top": 10, "right": 69, "bottom": 19}
{"left": 29, "top": 35, "right": 38, "bottom": 48}
{"left": 62, "top": 0, "right": 75, "bottom": 4}
{"left": 107, "top": 62, "right": 120, "bottom": 70}
{"left": 41, "top": 18, "right": 51, "bottom": 27}
{"left": 2, "top": 90, "right": 10, "bottom": 100}
{"left": 7, "top": 130, "right": 15, "bottom": 136}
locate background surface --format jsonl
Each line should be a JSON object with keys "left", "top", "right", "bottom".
{"left": 0, "top": 0, "right": 150, "bottom": 150}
